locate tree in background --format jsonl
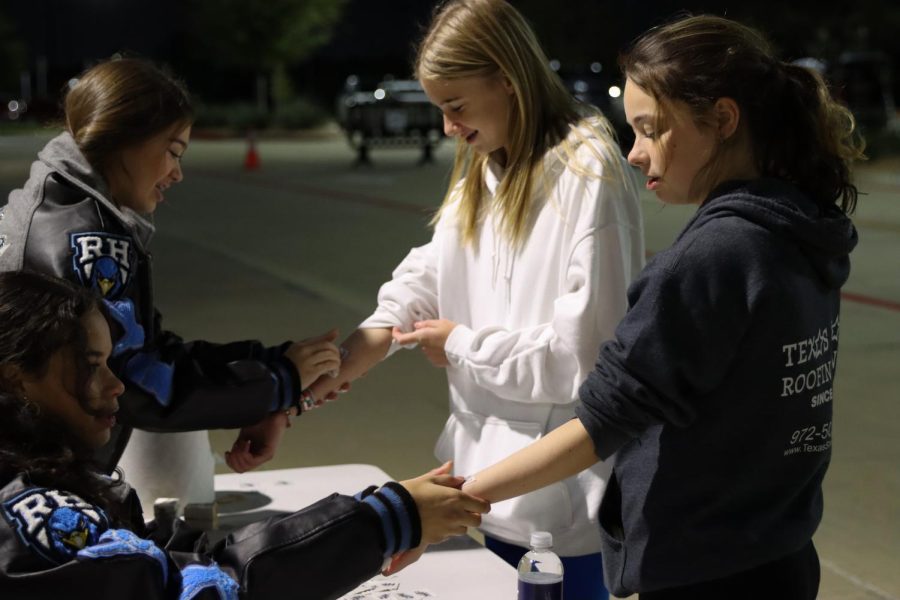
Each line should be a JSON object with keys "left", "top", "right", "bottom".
{"left": 516, "top": 0, "right": 626, "bottom": 76}
{"left": 186, "top": 0, "right": 348, "bottom": 112}
{"left": 0, "top": 10, "right": 26, "bottom": 95}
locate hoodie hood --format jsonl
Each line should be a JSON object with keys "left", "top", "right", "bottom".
{"left": 37, "top": 132, "right": 155, "bottom": 248}
{"left": 684, "top": 178, "right": 858, "bottom": 289}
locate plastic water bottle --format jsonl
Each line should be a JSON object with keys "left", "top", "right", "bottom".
{"left": 517, "top": 531, "right": 564, "bottom": 600}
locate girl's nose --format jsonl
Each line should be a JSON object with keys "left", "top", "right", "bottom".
{"left": 106, "top": 371, "right": 125, "bottom": 398}
{"left": 171, "top": 160, "right": 184, "bottom": 183}
{"left": 627, "top": 142, "right": 644, "bottom": 168}
{"left": 443, "top": 114, "right": 460, "bottom": 137}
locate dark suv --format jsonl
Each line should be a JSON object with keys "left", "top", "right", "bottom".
{"left": 336, "top": 76, "right": 444, "bottom": 164}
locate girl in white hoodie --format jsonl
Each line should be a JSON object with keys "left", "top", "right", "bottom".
{"left": 309, "top": 2, "right": 644, "bottom": 596}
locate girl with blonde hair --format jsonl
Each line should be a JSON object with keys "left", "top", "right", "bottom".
{"left": 309, "top": 1, "right": 644, "bottom": 597}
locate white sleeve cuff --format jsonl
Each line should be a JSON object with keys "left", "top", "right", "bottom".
{"left": 444, "top": 324, "right": 475, "bottom": 367}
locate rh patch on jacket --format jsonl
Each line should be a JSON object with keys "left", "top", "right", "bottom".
{"left": 1, "top": 487, "right": 110, "bottom": 565}
{"left": 70, "top": 231, "right": 135, "bottom": 299}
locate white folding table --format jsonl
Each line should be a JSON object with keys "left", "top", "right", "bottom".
{"left": 214, "top": 464, "right": 517, "bottom": 599}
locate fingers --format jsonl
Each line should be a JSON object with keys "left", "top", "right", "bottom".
{"left": 225, "top": 439, "right": 253, "bottom": 473}
{"left": 392, "top": 327, "right": 419, "bottom": 346}
{"left": 457, "top": 510, "right": 483, "bottom": 529}
{"left": 304, "top": 357, "right": 342, "bottom": 380}
{"left": 423, "top": 511, "right": 481, "bottom": 538}
{"left": 305, "top": 377, "right": 342, "bottom": 405}
{"left": 427, "top": 460, "right": 453, "bottom": 476}
{"left": 240, "top": 452, "right": 271, "bottom": 472}
{"left": 299, "top": 343, "right": 341, "bottom": 365}
{"left": 236, "top": 443, "right": 274, "bottom": 472}
{"left": 300, "top": 328, "right": 339, "bottom": 344}
{"left": 383, "top": 546, "right": 427, "bottom": 576}
{"left": 429, "top": 473, "right": 466, "bottom": 487}
{"left": 300, "top": 353, "right": 342, "bottom": 386}
{"left": 460, "top": 493, "right": 491, "bottom": 514}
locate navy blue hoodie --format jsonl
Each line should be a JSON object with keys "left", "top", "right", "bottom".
{"left": 575, "top": 178, "right": 857, "bottom": 595}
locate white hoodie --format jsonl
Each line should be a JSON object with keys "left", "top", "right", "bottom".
{"left": 361, "top": 128, "right": 645, "bottom": 555}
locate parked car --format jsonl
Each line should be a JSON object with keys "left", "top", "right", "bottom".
{"left": 336, "top": 75, "right": 444, "bottom": 164}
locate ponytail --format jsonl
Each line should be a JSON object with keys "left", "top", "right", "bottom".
{"left": 749, "top": 61, "right": 863, "bottom": 213}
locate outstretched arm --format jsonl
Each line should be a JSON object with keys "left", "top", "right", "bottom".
{"left": 462, "top": 419, "right": 599, "bottom": 503}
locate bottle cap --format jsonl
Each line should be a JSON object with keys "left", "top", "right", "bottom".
{"left": 530, "top": 531, "right": 553, "bottom": 549}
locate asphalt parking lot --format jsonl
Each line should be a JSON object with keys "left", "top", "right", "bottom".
{"left": 1, "top": 130, "right": 897, "bottom": 599}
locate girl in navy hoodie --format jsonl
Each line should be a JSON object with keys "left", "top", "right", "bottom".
{"left": 433, "top": 14, "right": 865, "bottom": 599}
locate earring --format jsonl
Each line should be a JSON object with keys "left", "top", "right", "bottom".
{"left": 22, "top": 394, "right": 41, "bottom": 417}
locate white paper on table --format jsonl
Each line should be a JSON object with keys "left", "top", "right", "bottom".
{"left": 338, "top": 576, "right": 436, "bottom": 599}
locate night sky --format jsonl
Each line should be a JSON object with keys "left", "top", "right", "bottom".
{"left": 2, "top": 0, "right": 898, "bottom": 109}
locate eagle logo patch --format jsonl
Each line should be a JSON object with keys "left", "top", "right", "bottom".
{"left": 1, "top": 487, "right": 110, "bottom": 565}
{"left": 70, "top": 232, "right": 135, "bottom": 299}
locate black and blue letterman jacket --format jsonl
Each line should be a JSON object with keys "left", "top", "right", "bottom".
{"left": 0, "top": 469, "right": 421, "bottom": 600}
{"left": 0, "top": 133, "right": 302, "bottom": 471}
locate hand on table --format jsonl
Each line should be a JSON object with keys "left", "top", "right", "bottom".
{"left": 392, "top": 319, "right": 458, "bottom": 368}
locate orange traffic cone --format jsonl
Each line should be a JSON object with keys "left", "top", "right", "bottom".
{"left": 244, "top": 130, "right": 260, "bottom": 171}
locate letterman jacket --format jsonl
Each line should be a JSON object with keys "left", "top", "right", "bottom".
{"left": 0, "top": 133, "right": 301, "bottom": 470}
{"left": 0, "top": 470, "right": 419, "bottom": 600}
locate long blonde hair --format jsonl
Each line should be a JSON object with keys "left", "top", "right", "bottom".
{"left": 416, "top": 0, "right": 621, "bottom": 246}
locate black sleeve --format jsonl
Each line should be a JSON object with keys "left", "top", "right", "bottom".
{"left": 0, "top": 481, "right": 412, "bottom": 600}
{"left": 42, "top": 494, "right": 395, "bottom": 600}
{"left": 214, "top": 494, "right": 387, "bottom": 600}
{"left": 23, "top": 188, "right": 302, "bottom": 432}
{"left": 111, "top": 323, "right": 299, "bottom": 432}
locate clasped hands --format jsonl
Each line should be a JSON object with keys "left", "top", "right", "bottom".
{"left": 392, "top": 318, "right": 458, "bottom": 367}
{"left": 387, "top": 460, "right": 490, "bottom": 575}
{"left": 225, "top": 319, "right": 458, "bottom": 473}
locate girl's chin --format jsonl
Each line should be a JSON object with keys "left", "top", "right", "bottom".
{"left": 88, "top": 433, "right": 112, "bottom": 450}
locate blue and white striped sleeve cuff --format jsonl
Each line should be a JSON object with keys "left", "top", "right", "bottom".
{"left": 356, "top": 482, "right": 422, "bottom": 557}
{"left": 268, "top": 356, "right": 301, "bottom": 412}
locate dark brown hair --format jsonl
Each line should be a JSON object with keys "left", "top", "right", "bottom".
{"left": 65, "top": 57, "right": 194, "bottom": 173}
{"left": 0, "top": 271, "right": 127, "bottom": 523}
{"left": 620, "top": 15, "right": 865, "bottom": 213}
